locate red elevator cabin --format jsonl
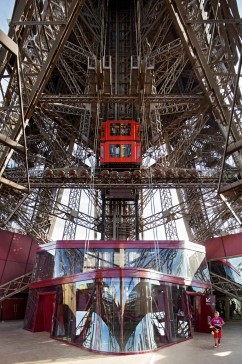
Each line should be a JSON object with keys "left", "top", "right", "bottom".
{"left": 100, "top": 120, "right": 141, "bottom": 166}
{"left": 99, "top": 119, "right": 141, "bottom": 241}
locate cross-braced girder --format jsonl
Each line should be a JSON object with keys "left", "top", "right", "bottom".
{"left": 0, "top": 0, "right": 241, "bottom": 244}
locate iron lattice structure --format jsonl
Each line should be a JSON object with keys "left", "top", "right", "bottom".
{"left": 0, "top": 0, "right": 241, "bottom": 244}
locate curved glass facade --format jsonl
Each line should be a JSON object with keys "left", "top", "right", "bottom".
{"left": 32, "top": 243, "right": 210, "bottom": 284}
{"left": 25, "top": 240, "right": 211, "bottom": 354}
{"left": 51, "top": 277, "right": 191, "bottom": 353}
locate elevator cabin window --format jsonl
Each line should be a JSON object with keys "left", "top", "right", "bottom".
{"left": 110, "top": 123, "right": 131, "bottom": 136}
{"left": 110, "top": 144, "right": 131, "bottom": 158}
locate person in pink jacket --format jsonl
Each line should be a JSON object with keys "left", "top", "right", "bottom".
{"left": 209, "top": 311, "right": 225, "bottom": 348}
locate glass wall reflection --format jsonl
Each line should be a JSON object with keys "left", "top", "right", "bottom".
{"left": 51, "top": 277, "right": 192, "bottom": 353}
{"left": 33, "top": 246, "right": 209, "bottom": 284}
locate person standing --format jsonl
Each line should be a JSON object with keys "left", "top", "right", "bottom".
{"left": 208, "top": 311, "right": 225, "bottom": 348}
{"left": 115, "top": 145, "right": 120, "bottom": 157}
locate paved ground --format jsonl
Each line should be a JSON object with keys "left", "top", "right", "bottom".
{"left": 0, "top": 320, "right": 241, "bottom": 364}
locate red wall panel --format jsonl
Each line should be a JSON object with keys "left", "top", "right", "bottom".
{"left": 8, "top": 234, "right": 32, "bottom": 263}
{"left": 194, "top": 295, "right": 215, "bottom": 333}
{"left": 26, "top": 263, "right": 35, "bottom": 273}
{"left": 1, "top": 297, "right": 28, "bottom": 320}
{"left": 0, "top": 259, "right": 5, "bottom": 281}
{"left": 0, "top": 230, "right": 37, "bottom": 322}
{"left": 1, "top": 261, "right": 26, "bottom": 283}
{"left": 0, "top": 230, "right": 13, "bottom": 260}
{"left": 221, "top": 233, "right": 242, "bottom": 257}
{"left": 204, "top": 237, "right": 226, "bottom": 261}
{"left": 29, "top": 241, "right": 38, "bottom": 263}
{"left": 204, "top": 233, "right": 242, "bottom": 261}
{"left": 0, "top": 229, "right": 38, "bottom": 285}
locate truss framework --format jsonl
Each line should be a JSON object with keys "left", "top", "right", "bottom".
{"left": 0, "top": 0, "right": 241, "bottom": 244}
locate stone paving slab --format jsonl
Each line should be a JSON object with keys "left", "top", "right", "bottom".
{"left": 0, "top": 320, "right": 241, "bottom": 364}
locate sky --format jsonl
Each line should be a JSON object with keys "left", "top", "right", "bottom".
{"left": 0, "top": 0, "right": 15, "bottom": 33}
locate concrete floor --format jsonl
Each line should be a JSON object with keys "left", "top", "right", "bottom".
{"left": 0, "top": 320, "right": 241, "bottom": 364}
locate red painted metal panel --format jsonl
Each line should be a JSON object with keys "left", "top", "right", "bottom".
{"left": 26, "top": 263, "right": 35, "bottom": 273}
{"left": 100, "top": 141, "right": 141, "bottom": 164}
{"left": 0, "top": 230, "right": 13, "bottom": 260}
{"left": 1, "top": 297, "right": 28, "bottom": 320}
{"left": 222, "top": 233, "right": 242, "bottom": 258}
{"left": 204, "top": 237, "right": 226, "bottom": 261}
{"left": 1, "top": 261, "right": 26, "bottom": 284}
{"left": 100, "top": 120, "right": 140, "bottom": 142}
{"left": 0, "top": 260, "right": 5, "bottom": 282}
{"left": 43, "top": 293, "right": 56, "bottom": 332}
{"left": 28, "top": 240, "right": 38, "bottom": 264}
{"left": 194, "top": 295, "right": 215, "bottom": 333}
{"left": 204, "top": 232, "right": 242, "bottom": 261}
{"left": 8, "top": 234, "right": 32, "bottom": 263}
{"left": 37, "top": 240, "right": 206, "bottom": 253}
{"left": 33, "top": 295, "right": 44, "bottom": 332}
{"left": 33, "top": 293, "right": 55, "bottom": 332}
{"left": 30, "top": 267, "right": 212, "bottom": 290}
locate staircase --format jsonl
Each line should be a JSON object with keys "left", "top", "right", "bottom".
{"left": 210, "top": 272, "right": 242, "bottom": 300}
{"left": 0, "top": 272, "right": 32, "bottom": 302}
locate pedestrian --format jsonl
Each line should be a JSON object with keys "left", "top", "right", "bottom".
{"left": 208, "top": 311, "right": 224, "bottom": 348}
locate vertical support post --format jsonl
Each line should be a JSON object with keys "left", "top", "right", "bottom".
{"left": 101, "top": 191, "right": 106, "bottom": 240}
{"left": 135, "top": 191, "right": 139, "bottom": 240}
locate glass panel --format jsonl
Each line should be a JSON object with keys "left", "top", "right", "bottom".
{"left": 121, "top": 144, "right": 131, "bottom": 157}
{"left": 209, "top": 260, "right": 242, "bottom": 284}
{"left": 126, "top": 248, "right": 209, "bottom": 283}
{"left": 120, "top": 123, "right": 131, "bottom": 135}
{"left": 75, "top": 279, "right": 120, "bottom": 352}
{"left": 189, "top": 251, "right": 210, "bottom": 282}
{"left": 24, "top": 289, "right": 39, "bottom": 330}
{"left": 33, "top": 247, "right": 209, "bottom": 282}
{"left": 55, "top": 248, "right": 114, "bottom": 275}
{"left": 110, "top": 123, "right": 131, "bottom": 136}
{"left": 125, "top": 248, "right": 157, "bottom": 269}
{"left": 123, "top": 278, "right": 171, "bottom": 351}
{"left": 84, "top": 249, "right": 114, "bottom": 270}
{"left": 126, "top": 248, "right": 187, "bottom": 276}
{"left": 170, "top": 286, "right": 191, "bottom": 341}
{"left": 124, "top": 278, "right": 152, "bottom": 351}
{"left": 110, "top": 144, "right": 115, "bottom": 157}
{"left": 110, "top": 123, "right": 120, "bottom": 136}
{"left": 74, "top": 281, "right": 95, "bottom": 346}
{"left": 52, "top": 284, "right": 76, "bottom": 341}
{"left": 32, "top": 250, "right": 55, "bottom": 281}
{"left": 159, "top": 249, "right": 186, "bottom": 276}
{"left": 224, "top": 263, "right": 242, "bottom": 285}
{"left": 229, "top": 298, "right": 241, "bottom": 320}
{"left": 55, "top": 249, "right": 84, "bottom": 277}
{"left": 110, "top": 144, "right": 120, "bottom": 157}
{"left": 109, "top": 144, "right": 131, "bottom": 158}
